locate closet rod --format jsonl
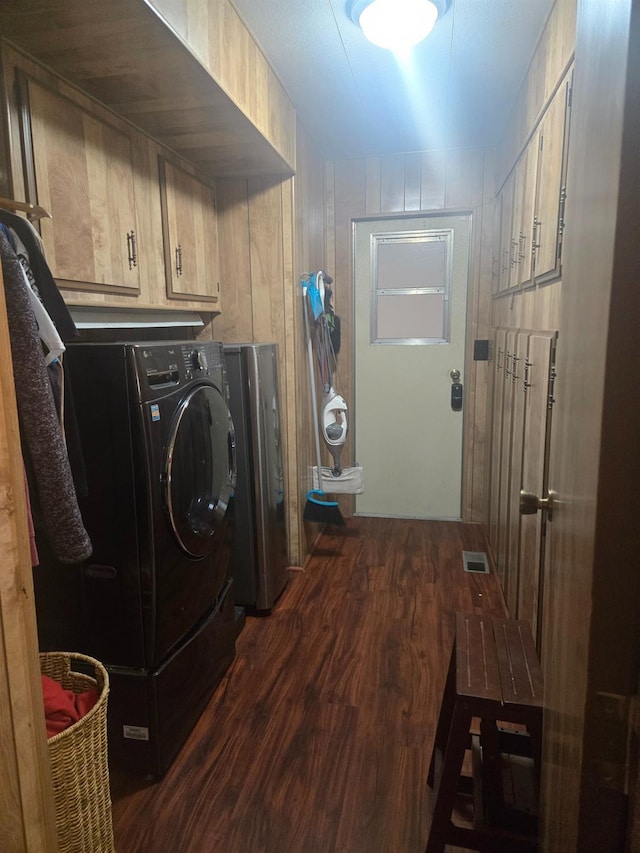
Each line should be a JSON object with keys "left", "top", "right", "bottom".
{"left": 0, "top": 197, "right": 51, "bottom": 220}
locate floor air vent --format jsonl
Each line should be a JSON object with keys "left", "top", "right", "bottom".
{"left": 462, "top": 551, "right": 490, "bottom": 574}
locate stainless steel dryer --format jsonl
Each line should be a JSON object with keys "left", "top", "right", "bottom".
{"left": 223, "top": 343, "right": 288, "bottom": 610}
{"left": 33, "top": 340, "right": 237, "bottom": 777}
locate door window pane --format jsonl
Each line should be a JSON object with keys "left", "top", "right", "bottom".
{"left": 377, "top": 238, "right": 447, "bottom": 289}
{"left": 371, "top": 230, "right": 452, "bottom": 344}
{"left": 377, "top": 292, "right": 445, "bottom": 340}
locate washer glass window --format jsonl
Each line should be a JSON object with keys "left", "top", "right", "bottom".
{"left": 165, "top": 384, "right": 235, "bottom": 557}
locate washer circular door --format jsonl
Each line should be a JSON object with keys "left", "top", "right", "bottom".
{"left": 165, "top": 383, "right": 236, "bottom": 557}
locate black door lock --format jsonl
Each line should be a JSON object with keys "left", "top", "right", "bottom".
{"left": 451, "top": 382, "right": 463, "bottom": 411}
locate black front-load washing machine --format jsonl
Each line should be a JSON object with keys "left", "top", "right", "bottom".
{"left": 33, "top": 340, "right": 237, "bottom": 777}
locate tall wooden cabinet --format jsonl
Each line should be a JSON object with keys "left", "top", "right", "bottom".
{"left": 518, "top": 331, "right": 557, "bottom": 640}
{"left": 504, "top": 330, "right": 529, "bottom": 615}
{"left": 489, "top": 61, "right": 572, "bottom": 640}
{"left": 488, "top": 327, "right": 556, "bottom": 645}
{"left": 495, "top": 329, "right": 517, "bottom": 588}
{"left": 489, "top": 329, "right": 507, "bottom": 551}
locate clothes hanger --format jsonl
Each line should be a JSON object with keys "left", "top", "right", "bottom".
{"left": 0, "top": 196, "right": 51, "bottom": 220}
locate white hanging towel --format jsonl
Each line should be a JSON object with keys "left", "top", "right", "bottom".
{"left": 312, "top": 464, "right": 364, "bottom": 495}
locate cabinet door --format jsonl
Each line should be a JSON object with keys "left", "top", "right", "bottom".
{"left": 159, "top": 158, "right": 220, "bottom": 306}
{"left": 491, "top": 195, "right": 503, "bottom": 293}
{"left": 505, "top": 331, "right": 529, "bottom": 616}
{"left": 515, "top": 140, "right": 539, "bottom": 286}
{"left": 496, "top": 330, "right": 517, "bottom": 589}
{"left": 509, "top": 161, "right": 525, "bottom": 289}
{"left": 497, "top": 172, "right": 515, "bottom": 291}
{"left": 518, "top": 331, "right": 556, "bottom": 645}
{"left": 533, "top": 69, "right": 573, "bottom": 283}
{"left": 24, "top": 77, "right": 140, "bottom": 294}
{"left": 489, "top": 328, "right": 507, "bottom": 551}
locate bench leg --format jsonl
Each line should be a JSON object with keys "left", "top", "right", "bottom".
{"left": 427, "top": 645, "right": 456, "bottom": 789}
{"left": 527, "top": 713, "right": 543, "bottom": 799}
{"left": 480, "top": 718, "right": 503, "bottom": 824}
{"left": 425, "top": 700, "right": 471, "bottom": 853}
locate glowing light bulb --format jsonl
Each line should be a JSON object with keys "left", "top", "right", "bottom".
{"left": 358, "top": 0, "right": 440, "bottom": 52}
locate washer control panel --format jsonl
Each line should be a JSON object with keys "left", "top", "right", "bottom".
{"left": 189, "top": 348, "right": 208, "bottom": 374}
{"left": 181, "top": 343, "right": 223, "bottom": 379}
{"left": 132, "top": 341, "right": 225, "bottom": 399}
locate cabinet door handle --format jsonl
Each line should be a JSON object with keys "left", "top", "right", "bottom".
{"left": 505, "top": 351, "right": 512, "bottom": 378}
{"left": 518, "top": 231, "right": 526, "bottom": 263}
{"left": 510, "top": 238, "right": 519, "bottom": 268}
{"left": 175, "top": 244, "right": 183, "bottom": 276}
{"left": 531, "top": 217, "right": 540, "bottom": 260}
{"left": 558, "top": 186, "right": 567, "bottom": 236}
{"left": 511, "top": 354, "right": 520, "bottom": 384}
{"left": 127, "top": 230, "right": 138, "bottom": 269}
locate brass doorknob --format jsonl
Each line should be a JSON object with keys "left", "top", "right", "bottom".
{"left": 520, "top": 489, "right": 554, "bottom": 520}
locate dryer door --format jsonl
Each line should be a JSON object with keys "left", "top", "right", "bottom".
{"left": 165, "top": 383, "right": 236, "bottom": 558}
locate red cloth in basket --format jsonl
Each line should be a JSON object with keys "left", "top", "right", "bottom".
{"left": 41, "top": 673, "right": 99, "bottom": 738}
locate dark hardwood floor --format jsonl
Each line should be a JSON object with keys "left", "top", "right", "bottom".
{"left": 111, "top": 518, "right": 506, "bottom": 852}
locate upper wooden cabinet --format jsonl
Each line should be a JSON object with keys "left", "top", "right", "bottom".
{"left": 3, "top": 47, "right": 224, "bottom": 312}
{"left": 495, "top": 65, "right": 573, "bottom": 293}
{"left": 21, "top": 75, "right": 141, "bottom": 296}
{"left": 159, "top": 158, "right": 220, "bottom": 307}
{"left": 0, "top": 0, "right": 296, "bottom": 180}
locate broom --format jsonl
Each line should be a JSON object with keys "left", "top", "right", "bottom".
{"left": 302, "top": 274, "right": 345, "bottom": 526}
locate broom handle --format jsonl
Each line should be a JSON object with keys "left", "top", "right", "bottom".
{"left": 303, "top": 285, "right": 325, "bottom": 483}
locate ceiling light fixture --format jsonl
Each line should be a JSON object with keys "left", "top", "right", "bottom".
{"left": 348, "top": 0, "right": 450, "bottom": 52}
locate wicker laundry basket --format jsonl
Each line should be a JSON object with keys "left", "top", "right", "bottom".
{"left": 40, "top": 651, "right": 115, "bottom": 853}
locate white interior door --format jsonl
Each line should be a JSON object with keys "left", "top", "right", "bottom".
{"left": 354, "top": 215, "right": 470, "bottom": 518}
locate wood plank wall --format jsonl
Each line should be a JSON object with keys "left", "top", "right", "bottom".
{"left": 0, "top": 265, "right": 58, "bottom": 851}
{"left": 325, "top": 148, "right": 494, "bottom": 522}
{"left": 206, "top": 119, "right": 325, "bottom": 567}
{"left": 291, "top": 124, "right": 328, "bottom": 564}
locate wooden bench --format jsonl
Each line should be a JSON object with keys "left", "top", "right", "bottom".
{"left": 425, "top": 612, "right": 543, "bottom": 852}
